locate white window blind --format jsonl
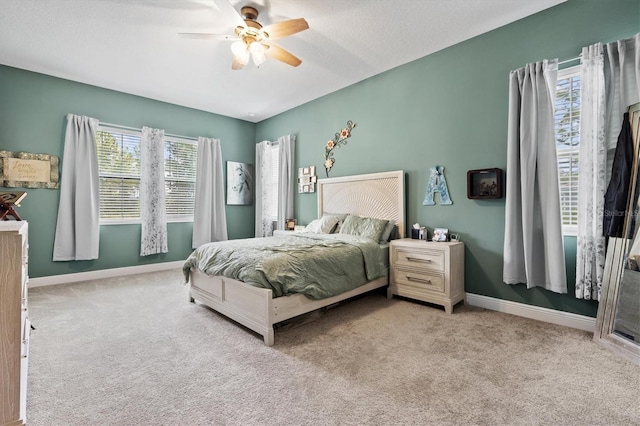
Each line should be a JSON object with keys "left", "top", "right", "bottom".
{"left": 554, "top": 66, "right": 581, "bottom": 234}
{"left": 96, "top": 125, "right": 197, "bottom": 223}
{"left": 164, "top": 135, "right": 198, "bottom": 220}
{"left": 96, "top": 128, "right": 141, "bottom": 221}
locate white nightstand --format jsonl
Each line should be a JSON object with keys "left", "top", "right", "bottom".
{"left": 388, "top": 238, "right": 465, "bottom": 314}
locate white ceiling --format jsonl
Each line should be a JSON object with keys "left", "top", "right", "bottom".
{"left": 0, "top": 0, "right": 565, "bottom": 123}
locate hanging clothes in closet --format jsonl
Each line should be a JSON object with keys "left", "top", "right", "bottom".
{"left": 603, "top": 112, "right": 639, "bottom": 239}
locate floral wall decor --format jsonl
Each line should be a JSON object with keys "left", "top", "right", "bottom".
{"left": 323, "top": 120, "right": 356, "bottom": 177}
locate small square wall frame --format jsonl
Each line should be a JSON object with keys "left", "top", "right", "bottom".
{"left": 467, "top": 168, "right": 502, "bottom": 199}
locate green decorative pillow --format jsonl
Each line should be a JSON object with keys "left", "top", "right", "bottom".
{"left": 340, "top": 215, "right": 389, "bottom": 242}
{"left": 379, "top": 219, "right": 396, "bottom": 243}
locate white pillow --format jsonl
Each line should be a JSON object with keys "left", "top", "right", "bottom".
{"left": 305, "top": 215, "right": 340, "bottom": 234}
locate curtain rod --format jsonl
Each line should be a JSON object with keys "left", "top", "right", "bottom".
{"left": 558, "top": 55, "right": 581, "bottom": 65}
{"left": 99, "top": 121, "right": 199, "bottom": 142}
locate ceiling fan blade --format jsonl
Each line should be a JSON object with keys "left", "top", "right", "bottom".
{"left": 262, "top": 18, "right": 309, "bottom": 40}
{"left": 264, "top": 43, "right": 302, "bottom": 67}
{"left": 179, "top": 32, "right": 239, "bottom": 41}
{"left": 232, "top": 57, "right": 246, "bottom": 70}
{"left": 219, "top": 0, "right": 247, "bottom": 28}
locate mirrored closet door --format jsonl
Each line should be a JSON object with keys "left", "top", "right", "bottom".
{"left": 595, "top": 102, "right": 640, "bottom": 365}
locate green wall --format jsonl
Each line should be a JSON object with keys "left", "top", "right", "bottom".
{"left": 256, "top": 0, "right": 640, "bottom": 317}
{"left": 0, "top": 66, "right": 256, "bottom": 278}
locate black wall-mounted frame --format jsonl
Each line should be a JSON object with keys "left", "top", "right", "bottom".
{"left": 467, "top": 168, "right": 503, "bottom": 199}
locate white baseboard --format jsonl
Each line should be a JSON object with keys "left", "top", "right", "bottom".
{"left": 29, "top": 260, "right": 184, "bottom": 288}
{"left": 465, "top": 293, "right": 596, "bottom": 333}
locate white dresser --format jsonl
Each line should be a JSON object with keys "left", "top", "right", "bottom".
{"left": 0, "top": 221, "right": 29, "bottom": 426}
{"left": 388, "top": 238, "right": 465, "bottom": 314}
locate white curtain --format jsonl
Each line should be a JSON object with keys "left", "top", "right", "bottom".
{"left": 255, "top": 140, "right": 276, "bottom": 237}
{"left": 254, "top": 135, "right": 295, "bottom": 237}
{"left": 140, "top": 126, "right": 168, "bottom": 256}
{"left": 53, "top": 114, "right": 100, "bottom": 261}
{"left": 576, "top": 44, "right": 608, "bottom": 300}
{"left": 603, "top": 33, "right": 640, "bottom": 158}
{"left": 503, "top": 59, "right": 568, "bottom": 294}
{"left": 576, "top": 33, "right": 640, "bottom": 300}
{"left": 277, "top": 134, "right": 295, "bottom": 228}
{"left": 192, "top": 137, "right": 227, "bottom": 248}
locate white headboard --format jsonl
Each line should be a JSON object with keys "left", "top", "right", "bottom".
{"left": 317, "top": 170, "right": 406, "bottom": 238}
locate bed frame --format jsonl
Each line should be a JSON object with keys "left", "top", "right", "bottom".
{"left": 188, "top": 170, "right": 405, "bottom": 345}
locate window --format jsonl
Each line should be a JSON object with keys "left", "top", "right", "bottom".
{"left": 555, "top": 66, "right": 581, "bottom": 235}
{"left": 256, "top": 141, "right": 280, "bottom": 236}
{"left": 164, "top": 135, "right": 198, "bottom": 219}
{"left": 96, "top": 125, "right": 197, "bottom": 223}
{"left": 265, "top": 142, "right": 280, "bottom": 222}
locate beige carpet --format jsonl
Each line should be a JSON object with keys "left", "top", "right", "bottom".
{"left": 26, "top": 269, "right": 639, "bottom": 425}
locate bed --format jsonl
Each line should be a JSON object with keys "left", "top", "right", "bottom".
{"left": 184, "top": 170, "right": 405, "bottom": 345}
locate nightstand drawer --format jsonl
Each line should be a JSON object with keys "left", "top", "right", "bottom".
{"left": 394, "top": 268, "right": 444, "bottom": 293}
{"left": 393, "top": 248, "right": 445, "bottom": 272}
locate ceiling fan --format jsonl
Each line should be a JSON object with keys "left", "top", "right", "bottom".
{"left": 179, "top": 3, "right": 309, "bottom": 70}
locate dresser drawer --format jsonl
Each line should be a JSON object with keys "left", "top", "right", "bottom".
{"left": 393, "top": 268, "right": 445, "bottom": 293}
{"left": 392, "top": 247, "right": 445, "bottom": 272}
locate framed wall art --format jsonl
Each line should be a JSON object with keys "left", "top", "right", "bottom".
{"left": 0, "top": 151, "right": 59, "bottom": 189}
{"left": 226, "top": 161, "right": 253, "bottom": 205}
{"left": 467, "top": 168, "right": 502, "bottom": 199}
{"left": 298, "top": 166, "right": 317, "bottom": 193}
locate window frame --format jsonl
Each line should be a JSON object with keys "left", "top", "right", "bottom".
{"left": 96, "top": 125, "right": 197, "bottom": 225}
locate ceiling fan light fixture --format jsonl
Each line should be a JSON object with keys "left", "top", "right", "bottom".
{"left": 235, "top": 51, "right": 250, "bottom": 65}
{"left": 249, "top": 42, "right": 266, "bottom": 66}
{"left": 231, "top": 41, "right": 247, "bottom": 57}
{"left": 252, "top": 52, "right": 267, "bottom": 66}
{"left": 184, "top": 5, "right": 309, "bottom": 70}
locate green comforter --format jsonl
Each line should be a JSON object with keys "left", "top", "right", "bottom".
{"left": 183, "top": 233, "right": 386, "bottom": 299}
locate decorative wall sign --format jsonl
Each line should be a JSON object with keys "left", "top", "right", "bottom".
{"left": 226, "top": 161, "right": 253, "bottom": 205}
{"left": 323, "top": 120, "right": 356, "bottom": 177}
{"left": 0, "top": 151, "right": 59, "bottom": 189}
{"left": 423, "top": 165, "right": 453, "bottom": 205}
{"left": 298, "top": 166, "right": 317, "bottom": 193}
{"left": 467, "top": 168, "right": 502, "bottom": 199}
